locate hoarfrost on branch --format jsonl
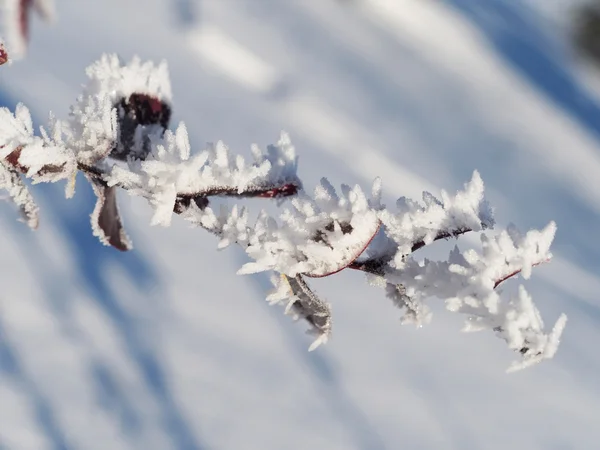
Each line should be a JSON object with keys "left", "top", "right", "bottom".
{"left": 0, "top": 53, "right": 566, "bottom": 372}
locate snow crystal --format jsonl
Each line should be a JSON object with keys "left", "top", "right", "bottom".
{"left": 379, "top": 171, "right": 494, "bottom": 265}
{"left": 108, "top": 126, "right": 299, "bottom": 228}
{"left": 240, "top": 178, "right": 380, "bottom": 277}
{"left": 383, "top": 221, "right": 560, "bottom": 369}
{"left": 83, "top": 54, "right": 172, "bottom": 104}
{"left": 0, "top": 104, "right": 75, "bottom": 184}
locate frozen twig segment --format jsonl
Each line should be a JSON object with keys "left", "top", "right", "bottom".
{"left": 239, "top": 178, "right": 379, "bottom": 277}
{"left": 0, "top": 104, "right": 76, "bottom": 184}
{"left": 0, "top": 55, "right": 299, "bottom": 248}
{"left": 380, "top": 171, "right": 494, "bottom": 263}
{"left": 108, "top": 125, "right": 300, "bottom": 227}
{"left": 380, "top": 221, "right": 561, "bottom": 368}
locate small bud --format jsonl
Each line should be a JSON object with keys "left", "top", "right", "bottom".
{"left": 111, "top": 93, "right": 171, "bottom": 161}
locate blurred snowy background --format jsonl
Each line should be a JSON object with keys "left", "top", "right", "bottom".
{"left": 1, "top": 0, "right": 600, "bottom": 448}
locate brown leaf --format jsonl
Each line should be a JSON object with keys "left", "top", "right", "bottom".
{"left": 281, "top": 274, "right": 331, "bottom": 346}
{"left": 89, "top": 178, "right": 132, "bottom": 251}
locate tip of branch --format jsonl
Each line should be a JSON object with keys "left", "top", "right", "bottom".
{"left": 506, "top": 313, "right": 567, "bottom": 373}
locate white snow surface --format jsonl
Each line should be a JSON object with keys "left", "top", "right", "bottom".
{"left": 1, "top": 0, "right": 600, "bottom": 449}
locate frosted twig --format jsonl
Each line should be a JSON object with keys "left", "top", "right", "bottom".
{"left": 0, "top": 54, "right": 566, "bottom": 371}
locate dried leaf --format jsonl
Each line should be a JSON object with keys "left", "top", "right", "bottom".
{"left": 89, "top": 177, "right": 132, "bottom": 251}
{"left": 279, "top": 274, "right": 332, "bottom": 349}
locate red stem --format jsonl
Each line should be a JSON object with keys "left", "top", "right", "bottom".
{"left": 410, "top": 228, "right": 472, "bottom": 253}
{"left": 493, "top": 259, "right": 550, "bottom": 289}
{"left": 305, "top": 222, "right": 382, "bottom": 278}
{"left": 348, "top": 227, "right": 474, "bottom": 276}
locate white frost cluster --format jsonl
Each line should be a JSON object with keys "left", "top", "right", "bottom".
{"left": 64, "top": 93, "right": 118, "bottom": 165}
{"left": 379, "top": 171, "right": 494, "bottom": 264}
{"left": 83, "top": 53, "right": 172, "bottom": 104}
{"left": 108, "top": 126, "right": 300, "bottom": 227}
{"left": 1, "top": 54, "right": 301, "bottom": 251}
{"left": 383, "top": 221, "right": 564, "bottom": 370}
{"left": 0, "top": 103, "right": 73, "bottom": 229}
{"left": 0, "top": 104, "right": 75, "bottom": 184}
{"left": 238, "top": 171, "right": 565, "bottom": 369}
{"left": 501, "top": 287, "right": 567, "bottom": 372}
{"left": 63, "top": 54, "right": 170, "bottom": 164}
{"left": 239, "top": 178, "right": 380, "bottom": 277}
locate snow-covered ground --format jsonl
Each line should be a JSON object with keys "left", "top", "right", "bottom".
{"left": 1, "top": 0, "right": 600, "bottom": 448}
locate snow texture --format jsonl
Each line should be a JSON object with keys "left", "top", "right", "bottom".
{"left": 381, "top": 220, "right": 564, "bottom": 370}
{"left": 240, "top": 178, "right": 380, "bottom": 277}
{"left": 84, "top": 54, "right": 172, "bottom": 104}
{"left": 379, "top": 170, "right": 494, "bottom": 265}
{"left": 109, "top": 126, "right": 299, "bottom": 227}
{"left": 0, "top": 103, "right": 75, "bottom": 185}
{"left": 64, "top": 54, "right": 170, "bottom": 165}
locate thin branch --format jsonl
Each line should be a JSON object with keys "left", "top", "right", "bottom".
{"left": 348, "top": 227, "right": 474, "bottom": 276}
{"left": 304, "top": 222, "right": 381, "bottom": 278}
{"left": 78, "top": 161, "right": 300, "bottom": 213}
{"left": 410, "top": 227, "right": 473, "bottom": 253}
{"left": 347, "top": 258, "right": 386, "bottom": 276}
{"left": 493, "top": 259, "right": 549, "bottom": 289}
